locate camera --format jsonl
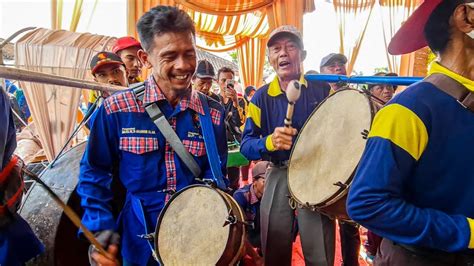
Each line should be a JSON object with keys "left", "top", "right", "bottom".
{"left": 226, "top": 79, "right": 235, "bottom": 89}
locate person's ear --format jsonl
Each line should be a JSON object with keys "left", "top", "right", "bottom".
{"left": 301, "top": 50, "right": 307, "bottom": 61}
{"left": 452, "top": 4, "right": 474, "bottom": 35}
{"left": 137, "top": 49, "right": 153, "bottom": 69}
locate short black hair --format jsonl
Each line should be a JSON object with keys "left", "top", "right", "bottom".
{"left": 217, "top": 67, "right": 235, "bottom": 81}
{"left": 424, "top": 0, "right": 468, "bottom": 53}
{"left": 136, "top": 5, "right": 195, "bottom": 52}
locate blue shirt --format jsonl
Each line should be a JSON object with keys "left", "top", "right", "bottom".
{"left": 0, "top": 89, "right": 44, "bottom": 265}
{"left": 240, "top": 75, "right": 330, "bottom": 162}
{"left": 77, "top": 76, "right": 228, "bottom": 265}
{"left": 233, "top": 184, "right": 261, "bottom": 248}
{"left": 347, "top": 77, "right": 474, "bottom": 252}
{"left": 0, "top": 88, "right": 16, "bottom": 170}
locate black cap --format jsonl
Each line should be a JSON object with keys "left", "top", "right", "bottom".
{"left": 245, "top": 86, "right": 256, "bottom": 97}
{"left": 320, "top": 53, "right": 348, "bottom": 69}
{"left": 90, "top": 51, "right": 124, "bottom": 75}
{"left": 196, "top": 60, "right": 215, "bottom": 79}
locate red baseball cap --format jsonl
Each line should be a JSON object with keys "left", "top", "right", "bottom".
{"left": 388, "top": 0, "right": 443, "bottom": 55}
{"left": 112, "top": 36, "right": 142, "bottom": 54}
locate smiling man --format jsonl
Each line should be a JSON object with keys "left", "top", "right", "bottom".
{"left": 77, "top": 6, "right": 227, "bottom": 266}
{"left": 241, "top": 25, "right": 334, "bottom": 266}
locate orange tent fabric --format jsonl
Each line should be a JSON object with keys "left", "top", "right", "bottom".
{"left": 127, "top": 0, "right": 313, "bottom": 88}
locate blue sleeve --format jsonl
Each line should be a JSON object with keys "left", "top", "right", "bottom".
{"left": 77, "top": 105, "right": 119, "bottom": 233}
{"left": 240, "top": 98, "right": 271, "bottom": 161}
{"left": 233, "top": 190, "right": 248, "bottom": 210}
{"left": 347, "top": 137, "right": 470, "bottom": 252}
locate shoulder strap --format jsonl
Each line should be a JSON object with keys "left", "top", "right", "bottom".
{"left": 425, "top": 74, "right": 474, "bottom": 112}
{"left": 197, "top": 93, "right": 226, "bottom": 190}
{"left": 132, "top": 84, "right": 202, "bottom": 179}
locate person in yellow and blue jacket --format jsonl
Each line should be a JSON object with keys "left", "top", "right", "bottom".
{"left": 241, "top": 25, "right": 334, "bottom": 266}
{"left": 347, "top": 1, "right": 474, "bottom": 265}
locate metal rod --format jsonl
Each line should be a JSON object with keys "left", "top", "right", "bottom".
{"left": 305, "top": 74, "right": 423, "bottom": 86}
{"left": 0, "top": 66, "right": 126, "bottom": 93}
{"left": 23, "top": 168, "right": 118, "bottom": 263}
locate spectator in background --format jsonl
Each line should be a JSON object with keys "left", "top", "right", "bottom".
{"left": 367, "top": 72, "right": 398, "bottom": 104}
{"left": 320, "top": 53, "right": 348, "bottom": 93}
{"left": 113, "top": 36, "right": 144, "bottom": 85}
{"left": 234, "top": 161, "right": 269, "bottom": 265}
{"left": 193, "top": 60, "right": 220, "bottom": 102}
{"left": 217, "top": 66, "right": 246, "bottom": 191}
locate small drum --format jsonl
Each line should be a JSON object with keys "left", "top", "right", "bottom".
{"left": 227, "top": 142, "right": 249, "bottom": 168}
{"left": 155, "top": 185, "right": 246, "bottom": 265}
{"left": 288, "top": 89, "right": 378, "bottom": 220}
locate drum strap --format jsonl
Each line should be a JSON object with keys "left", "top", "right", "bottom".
{"left": 132, "top": 83, "right": 202, "bottom": 179}
{"left": 130, "top": 196, "right": 159, "bottom": 262}
{"left": 133, "top": 84, "right": 225, "bottom": 189}
{"left": 196, "top": 93, "right": 226, "bottom": 190}
{"left": 425, "top": 74, "right": 474, "bottom": 113}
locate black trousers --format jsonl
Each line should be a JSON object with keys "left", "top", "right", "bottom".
{"left": 339, "top": 221, "right": 361, "bottom": 266}
{"left": 375, "top": 238, "right": 474, "bottom": 266}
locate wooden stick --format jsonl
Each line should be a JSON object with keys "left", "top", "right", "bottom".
{"left": 23, "top": 168, "right": 118, "bottom": 263}
{"left": 0, "top": 66, "right": 126, "bottom": 93}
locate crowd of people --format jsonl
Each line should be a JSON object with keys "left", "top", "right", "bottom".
{"left": 1, "top": 0, "right": 474, "bottom": 265}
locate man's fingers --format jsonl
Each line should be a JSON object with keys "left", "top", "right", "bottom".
{"left": 91, "top": 245, "right": 119, "bottom": 266}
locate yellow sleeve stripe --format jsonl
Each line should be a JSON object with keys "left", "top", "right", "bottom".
{"left": 467, "top": 218, "right": 474, "bottom": 249}
{"left": 247, "top": 102, "right": 261, "bottom": 128}
{"left": 265, "top": 134, "right": 275, "bottom": 152}
{"left": 368, "top": 104, "right": 428, "bottom": 161}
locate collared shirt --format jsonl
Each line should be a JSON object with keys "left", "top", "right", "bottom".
{"left": 219, "top": 95, "right": 246, "bottom": 142}
{"left": 347, "top": 62, "right": 474, "bottom": 252}
{"left": 0, "top": 88, "right": 16, "bottom": 170}
{"left": 77, "top": 76, "right": 227, "bottom": 265}
{"left": 233, "top": 184, "right": 261, "bottom": 248}
{"left": 240, "top": 75, "right": 330, "bottom": 162}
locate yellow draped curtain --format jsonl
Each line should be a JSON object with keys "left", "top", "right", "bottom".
{"left": 379, "top": 0, "right": 422, "bottom": 75}
{"left": 127, "top": 0, "right": 315, "bottom": 88}
{"left": 333, "top": 0, "right": 376, "bottom": 74}
{"left": 177, "top": 0, "right": 274, "bottom": 15}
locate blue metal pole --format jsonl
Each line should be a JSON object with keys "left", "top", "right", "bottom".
{"left": 305, "top": 74, "right": 423, "bottom": 86}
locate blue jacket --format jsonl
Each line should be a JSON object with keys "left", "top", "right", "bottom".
{"left": 77, "top": 76, "right": 228, "bottom": 265}
{"left": 233, "top": 184, "right": 261, "bottom": 248}
{"left": 240, "top": 75, "right": 330, "bottom": 162}
{"left": 347, "top": 71, "right": 474, "bottom": 252}
{"left": 0, "top": 88, "right": 44, "bottom": 265}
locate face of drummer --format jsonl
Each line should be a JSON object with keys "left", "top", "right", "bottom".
{"left": 370, "top": 84, "right": 395, "bottom": 103}
{"left": 93, "top": 64, "right": 128, "bottom": 88}
{"left": 268, "top": 36, "right": 306, "bottom": 81}
{"left": 139, "top": 31, "right": 197, "bottom": 95}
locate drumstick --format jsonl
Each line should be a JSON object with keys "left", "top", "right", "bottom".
{"left": 284, "top": 80, "right": 302, "bottom": 127}
{"left": 23, "top": 168, "right": 118, "bottom": 263}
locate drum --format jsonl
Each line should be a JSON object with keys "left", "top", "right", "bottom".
{"left": 19, "top": 142, "right": 124, "bottom": 265}
{"left": 155, "top": 185, "right": 246, "bottom": 265}
{"left": 288, "top": 89, "right": 378, "bottom": 220}
{"left": 227, "top": 142, "right": 249, "bottom": 168}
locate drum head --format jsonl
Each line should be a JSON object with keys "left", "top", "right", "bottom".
{"left": 156, "top": 186, "right": 231, "bottom": 265}
{"left": 288, "top": 89, "right": 373, "bottom": 206}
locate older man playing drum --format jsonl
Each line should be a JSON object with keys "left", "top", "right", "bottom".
{"left": 241, "top": 25, "right": 334, "bottom": 266}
